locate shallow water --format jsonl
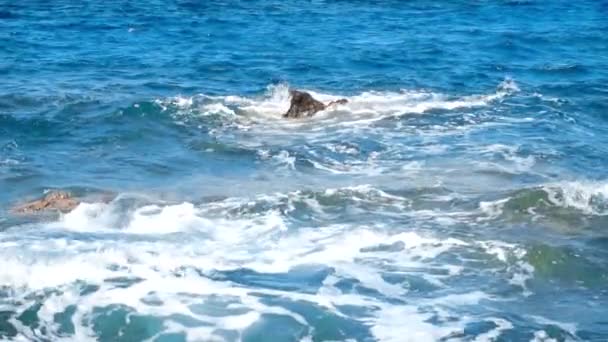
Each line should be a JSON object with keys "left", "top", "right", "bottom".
{"left": 1, "top": 1, "right": 608, "bottom": 341}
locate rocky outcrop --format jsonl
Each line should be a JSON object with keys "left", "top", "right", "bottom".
{"left": 283, "top": 90, "right": 348, "bottom": 118}
{"left": 11, "top": 191, "right": 80, "bottom": 214}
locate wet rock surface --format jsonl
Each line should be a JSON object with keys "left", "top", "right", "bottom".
{"left": 283, "top": 90, "right": 347, "bottom": 118}
{"left": 11, "top": 191, "right": 80, "bottom": 214}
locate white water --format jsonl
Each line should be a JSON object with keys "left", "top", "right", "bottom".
{"left": 543, "top": 180, "right": 608, "bottom": 216}
{"left": 156, "top": 79, "right": 519, "bottom": 129}
{"left": 0, "top": 186, "right": 539, "bottom": 341}
{"left": 4, "top": 80, "right": 595, "bottom": 341}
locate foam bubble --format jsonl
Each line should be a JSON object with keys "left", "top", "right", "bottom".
{"left": 475, "top": 144, "right": 536, "bottom": 175}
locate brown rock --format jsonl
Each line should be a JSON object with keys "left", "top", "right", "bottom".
{"left": 327, "top": 99, "right": 348, "bottom": 106}
{"left": 11, "top": 191, "right": 80, "bottom": 214}
{"left": 283, "top": 90, "right": 348, "bottom": 118}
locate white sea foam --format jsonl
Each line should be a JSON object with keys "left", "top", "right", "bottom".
{"left": 271, "top": 150, "right": 296, "bottom": 170}
{"left": 149, "top": 81, "right": 524, "bottom": 180}
{"left": 0, "top": 186, "right": 541, "bottom": 341}
{"left": 479, "top": 144, "right": 535, "bottom": 169}
{"left": 472, "top": 318, "right": 514, "bottom": 342}
{"left": 156, "top": 80, "right": 519, "bottom": 130}
{"left": 201, "top": 103, "right": 237, "bottom": 116}
{"left": 0, "top": 158, "right": 20, "bottom": 166}
{"left": 370, "top": 304, "right": 461, "bottom": 342}
{"left": 543, "top": 180, "right": 608, "bottom": 215}
{"left": 531, "top": 330, "right": 558, "bottom": 342}
{"left": 157, "top": 95, "right": 193, "bottom": 109}
{"left": 478, "top": 197, "right": 512, "bottom": 220}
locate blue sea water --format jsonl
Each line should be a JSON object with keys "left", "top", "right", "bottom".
{"left": 1, "top": 0, "right": 608, "bottom": 341}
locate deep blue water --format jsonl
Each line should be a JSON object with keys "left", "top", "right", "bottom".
{"left": 1, "top": 1, "right": 608, "bottom": 341}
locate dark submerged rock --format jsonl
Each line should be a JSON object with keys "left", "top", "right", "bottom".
{"left": 283, "top": 90, "right": 326, "bottom": 118}
{"left": 283, "top": 90, "right": 348, "bottom": 119}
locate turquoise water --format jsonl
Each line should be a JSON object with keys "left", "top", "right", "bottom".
{"left": 1, "top": 1, "right": 608, "bottom": 341}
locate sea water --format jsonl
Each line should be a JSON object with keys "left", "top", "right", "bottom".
{"left": 1, "top": 1, "right": 608, "bottom": 341}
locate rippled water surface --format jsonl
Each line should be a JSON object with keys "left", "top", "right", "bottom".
{"left": 2, "top": 1, "right": 608, "bottom": 341}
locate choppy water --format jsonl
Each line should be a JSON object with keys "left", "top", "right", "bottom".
{"left": 2, "top": 1, "right": 608, "bottom": 341}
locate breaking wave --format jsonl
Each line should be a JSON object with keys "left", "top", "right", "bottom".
{"left": 0, "top": 186, "right": 540, "bottom": 341}
{"left": 154, "top": 79, "right": 519, "bottom": 128}
{"left": 479, "top": 180, "right": 608, "bottom": 224}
